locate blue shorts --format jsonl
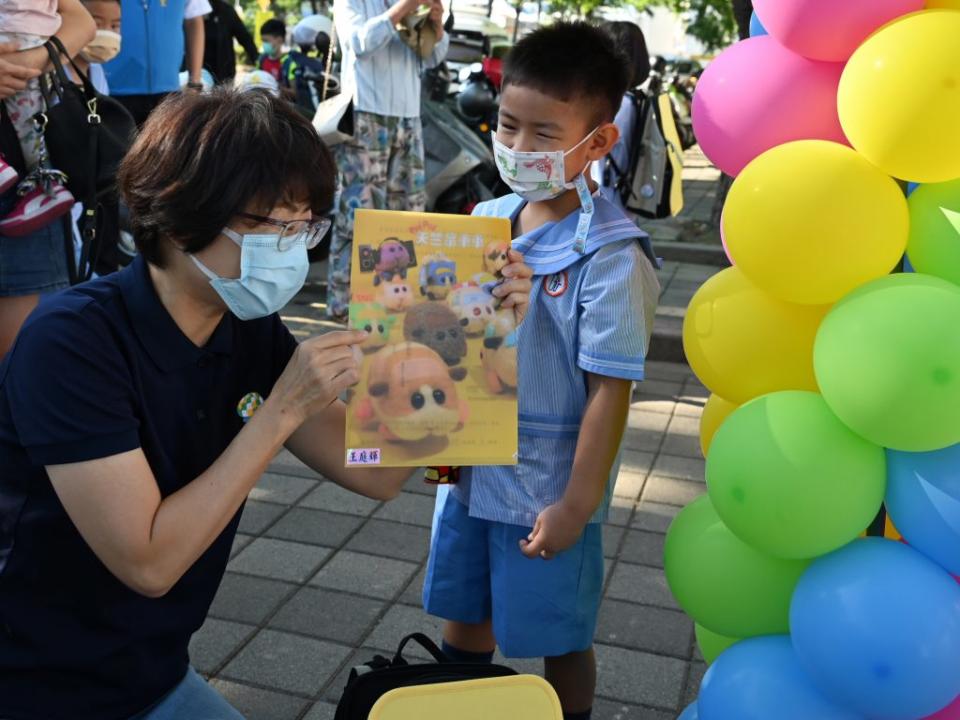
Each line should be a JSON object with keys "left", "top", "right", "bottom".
{"left": 423, "top": 489, "right": 604, "bottom": 659}
{"left": 0, "top": 191, "right": 69, "bottom": 297}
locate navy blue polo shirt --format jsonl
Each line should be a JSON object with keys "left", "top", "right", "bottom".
{"left": 0, "top": 256, "right": 298, "bottom": 720}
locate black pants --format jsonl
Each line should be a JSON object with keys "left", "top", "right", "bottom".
{"left": 114, "top": 93, "right": 171, "bottom": 129}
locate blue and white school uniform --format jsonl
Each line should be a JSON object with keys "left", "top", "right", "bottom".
{"left": 423, "top": 191, "right": 660, "bottom": 658}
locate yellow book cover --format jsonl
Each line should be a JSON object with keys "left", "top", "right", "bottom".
{"left": 344, "top": 209, "right": 518, "bottom": 468}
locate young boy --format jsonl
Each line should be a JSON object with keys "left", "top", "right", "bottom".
{"left": 422, "top": 22, "right": 660, "bottom": 720}
{"left": 257, "top": 18, "right": 289, "bottom": 85}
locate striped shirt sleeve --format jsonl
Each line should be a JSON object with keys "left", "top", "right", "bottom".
{"left": 576, "top": 242, "right": 656, "bottom": 381}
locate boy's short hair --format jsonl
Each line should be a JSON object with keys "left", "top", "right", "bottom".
{"left": 260, "top": 19, "right": 286, "bottom": 38}
{"left": 118, "top": 88, "right": 335, "bottom": 267}
{"left": 502, "top": 21, "right": 629, "bottom": 125}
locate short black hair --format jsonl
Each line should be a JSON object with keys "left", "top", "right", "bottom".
{"left": 604, "top": 21, "right": 650, "bottom": 89}
{"left": 118, "top": 88, "right": 336, "bottom": 267}
{"left": 260, "top": 19, "right": 285, "bottom": 38}
{"left": 502, "top": 21, "right": 629, "bottom": 124}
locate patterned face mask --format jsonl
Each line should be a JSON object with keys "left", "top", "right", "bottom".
{"left": 491, "top": 128, "right": 597, "bottom": 202}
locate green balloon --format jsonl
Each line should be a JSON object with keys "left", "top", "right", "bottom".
{"left": 706, "top": 391, "right": 886, "bottom": 559}
{"left": 814, "top": 273, "right": 960, "bottom": 452}
{"left": 908, "top": 179, "right": 960, "bottom": 287}
{"left": 695, "top": 623, "right": 740, "bottom": 665}
{"left": 664, "top": 496, "right": 810, "bottom": 638}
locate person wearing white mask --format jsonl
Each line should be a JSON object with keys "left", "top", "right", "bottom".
{"left": 74, "top": 0, "right": 122, "bottom": 91}
{"left": 0, "top": 88, "right": 534, "bottom": 720}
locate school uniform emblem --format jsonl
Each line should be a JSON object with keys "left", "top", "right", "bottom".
{"left": 544, "top": 271, "right": 569, "bottom": 297}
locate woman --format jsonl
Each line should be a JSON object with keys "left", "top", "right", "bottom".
{"left": 0, "top": 88, "right": 532, "bottom": 720}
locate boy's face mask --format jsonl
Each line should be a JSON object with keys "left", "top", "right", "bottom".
{"left": 492, "top": 128, "right": 600, "bottom": 253}
{"left": 262, "top": 40, "right": 278, "bottom": 57}
{"left": 80, "top": 29, "right": 122, "bottom": 65}
{"left": 491, "top": 128, "right": 597, "bottom": 202}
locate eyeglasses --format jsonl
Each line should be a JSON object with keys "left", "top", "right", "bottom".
{"left": 237, "top": 212, "right": 332, "bottom": 251}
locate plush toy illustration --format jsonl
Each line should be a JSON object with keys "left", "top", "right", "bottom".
{"left": 348, "top": 302, "right": 397, "bottom": 353}
{"left": 379, "top": 277, "right": 414, "bottom": 312}
{"left": 447, "top": 282, "right": 496, "bottom": 335}
{"left": 419, "top": 254, "right": 458, "bottom": 300}
{"left": 424, "top": 466, "right": 461, "bottom": 485}
{"left": 355, "top": 342, "right": 470, "bottom": 442}
{"left": 358, "top": 238, "right": 417, "bottom": 286}
{"left": 483, "top": 241, "right": 511, "bottom": 277}
{"left": 480, "top": 309, "right": 518, "bottom": 393}
{"left": 403, "top": 303, "right": 467, "bottom": 366}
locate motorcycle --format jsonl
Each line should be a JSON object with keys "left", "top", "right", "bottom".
{"left": 421, "top": 63, "right": 507, "bottom": 215}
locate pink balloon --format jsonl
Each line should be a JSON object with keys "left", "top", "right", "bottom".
{"left": 754, "top": 0, "right": 924, "bottom": 62}
{"left": 691, "top": 36, "right": 847, "bottom": 177}
{"left": 925, "top": 693, "right": 960, "bottom": 720}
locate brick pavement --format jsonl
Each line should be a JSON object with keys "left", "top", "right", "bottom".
{"left": 191, "top": 342, "right": 711, "bottom": 719}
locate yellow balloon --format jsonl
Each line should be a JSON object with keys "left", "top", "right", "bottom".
{"left": 724, "top": 140, "right": 907, "bottom": 305}
{"left": 700, "top": 394, "right": 739, "bottom": 457}
{"left": 839, "top": 10, "right": 960, "bottom": 182}
{"left": 683, "top": 267, "right": 829, "bottom": 405}
{"left": 926, "top": 1, "right": 960, "bottom": 10}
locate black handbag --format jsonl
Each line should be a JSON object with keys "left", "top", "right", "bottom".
{"left": 334, "top": 633, "right": 517, "bottom": 720}
{"left": 35, "top": 37, "right": 136, "bottom": 282}
{"left": 36, "top": 37, "right": 135, "bottom": 202}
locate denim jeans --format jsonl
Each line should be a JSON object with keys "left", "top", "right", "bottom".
{"left": 130, "top": 667, "right": 245, "bottom": 720}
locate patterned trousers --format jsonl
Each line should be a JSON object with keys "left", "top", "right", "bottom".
{"left": 327, "top": 111, "right": 426, "bottom": 320}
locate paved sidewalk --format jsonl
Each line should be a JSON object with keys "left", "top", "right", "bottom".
{"left": 642, "top": 147, "right": 722, "bottom": 247}
{"left": 190, "top": 356, "right": 710, "bottom": 720}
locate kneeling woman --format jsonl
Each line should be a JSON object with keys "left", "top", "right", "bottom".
{"left": 0, "top": 89, "right": 531, "bottom": 720}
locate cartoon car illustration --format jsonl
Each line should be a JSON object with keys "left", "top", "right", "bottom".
{"left": 447, "top": 282, "right": 496, "bottom": 335}
{"left": 419, "top": 254, "right": 458, "bottom": 300}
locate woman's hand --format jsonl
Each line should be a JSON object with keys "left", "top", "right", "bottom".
{"left": 268, "top": 330, "right": 367, "bottom": 428}
{"left": 493, "top": 249, "right": 533, "bottom": 326}
{"left": 0, "top": 43, "right": 40, "bottom": 99}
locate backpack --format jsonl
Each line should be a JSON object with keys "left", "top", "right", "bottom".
{"left": 606, "top": 90, "right": 684, "bottom": 220}
{"left": 334, "top": 633, "right": 516, "bottom": 720}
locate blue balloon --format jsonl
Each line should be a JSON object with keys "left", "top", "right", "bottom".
{"left": 907, "top": 182, "right": 920, "bottom": 196}
{"left": 698, "top": 636, "right": 858, "bottom": 720}
{"left": 749, "top": 11, "right": 768, "bottom": 37}
{"left": 791, "top": 539, "right": 960, "bottom": 720}
{"left": 903, "top": 253, "right": 914, "bottom": 273}
{"left": 887, "top": 444, "right": 960, "bottom": 576}
{"left": 678, "top": 702, "right": 699, "bottom": 720}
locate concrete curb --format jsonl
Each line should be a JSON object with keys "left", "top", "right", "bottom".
{"left": 648, "top": 329, "right": 686, "bottom": 365}
{"left": 653, "top": 241, "right": 730, "bottom": 268}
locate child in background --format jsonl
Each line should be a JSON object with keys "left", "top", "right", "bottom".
{"left": 0, "top": 0, "right": 79, "bottom": 236}
{"left": 257, "top": 18, "right": 289, "bottom": 85}
{"left": 422, "top": 22, "right": 660, "bottom": 720}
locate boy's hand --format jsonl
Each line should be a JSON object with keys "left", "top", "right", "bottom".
{"left": 493, "top": 249, "right": 533, "bottom": 326}
{"left": 519, "top": 501, "right": 587, "bottom": 560}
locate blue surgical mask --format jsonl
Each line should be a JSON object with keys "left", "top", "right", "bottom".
{"left": 191, "top": 227, "right": 308, "bottom": 321}
{"left": 262, "top": 41, "right": 276, "bottom": 57}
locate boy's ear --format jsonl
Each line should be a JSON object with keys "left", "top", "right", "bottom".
{"left": 586, "top": 123, "right": 620, "bottom": 161}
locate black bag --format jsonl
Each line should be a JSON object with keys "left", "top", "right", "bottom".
{"left": 35, "top": 38, "right": 136, "bottom": 282}
{"left": 36, "top": 37, "right": 135, "bottom": 202}
{"left": 334, "top": 633, "right": 516, "bottom": 720}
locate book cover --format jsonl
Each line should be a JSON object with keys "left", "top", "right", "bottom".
{"left": 344, "top": 209, "right": 519, "bottom": 468}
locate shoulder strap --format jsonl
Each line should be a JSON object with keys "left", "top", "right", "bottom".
{"left": 393, "top": 633, "right": 448, "bottom": 665}
{"left": 614, "top": 92, "right": 648, "bottom": 203}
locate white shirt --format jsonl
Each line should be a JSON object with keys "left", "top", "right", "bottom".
{"left": 333, "top": 0, "right": 449, "bottom": 118}
{"left": 185, "top": 0, "right": 212, "bottom": 19}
